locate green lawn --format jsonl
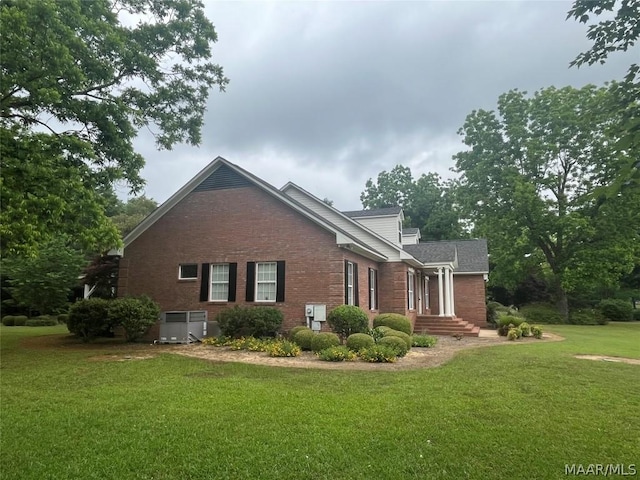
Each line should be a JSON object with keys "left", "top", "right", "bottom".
{"left": 1, "top": 324, "right": 638, "bottom": 480}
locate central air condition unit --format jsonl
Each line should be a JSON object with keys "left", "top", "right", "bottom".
{"left": 159, "top": 310, "right": 207, "bottom": 344}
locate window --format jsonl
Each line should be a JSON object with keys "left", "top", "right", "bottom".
{"left": 210, "top": 264, "right": 229, "bottom": 301}
{"left": 179, "top": 264, "right": 198, "bottom": 280}
{"left": 245, "top": 261, "right": 285, "bottom": 303}
{"left": 344, "top": 260, "right": 358, "bottom": 306}
{"left": 408, "top": 271, "right": 415, "bottom": 310}
{"left": 369, "top": 268, "right": 378, "bottom": 310}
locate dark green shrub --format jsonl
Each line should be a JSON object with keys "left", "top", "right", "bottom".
{"left": 292, "top": 329, "right": 315, "bottom": 351}
{"left": 57, "top": 314, "right": 69, "bottom": 324}
{"left": 215, "top": 305, "right": 283, "bottom": 337}
{"left": 519, "top": 303, "right": 565, "bottom": 324}
{"left": 317, "top": 345, "right": 356, "bottom": 362}
{"left": 358, "top": 344, "right": 398, "bottom": 363}
{"left": 25, "top": 316, "right": 58, "bottom": 326}
{"left": 346, "top": 333, "right": 375, "bottom": 351}
{"left": 382, "top": 329, "right": 412, "bottom": 349}
{"left": 13, "top": 315, "right": 28, "bottom": 326}
{"left": 327, "top": 305, "right": 369, "bottom": 339}
{"left": 598, "top": 299, "right": 633, "bottom": 322}
{"left": 373, "top": 313, "right": 412, "bottom": 335}
{"left": 67, "top": 299, "right": 112, "bottom": 341}
{"left": 378, "top": 336, "right": 409, "bottom": 357}
{"left": 633, "top": 309, "right": 640, "bottom": 321}
{"left": 288, "top": 325, "right": 310, "bottom": 339}
{"left": 569, "top": 309, "right": 606, "bottom": 325}
{"left": 310, "top": 332, "right": 341, "bottom": 352}
{"left": 2, "top": 315, "right": 16, "bottom": 326}
{"left": 108, "top": 296, "right": 160, "bottom": 342}
{"left": 486, "top": 301, "right": 502, "bottom": 326}
{"left": 412, "top": 334, "right": 437, "bottom": 348}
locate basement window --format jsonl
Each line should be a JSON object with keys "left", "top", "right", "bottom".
{"left": 179, "top": 264, "right": 198, "bottom": 280}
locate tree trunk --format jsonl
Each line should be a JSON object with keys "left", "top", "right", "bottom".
{"left": 555, "top": 285, "right": 569, "bottom": 323}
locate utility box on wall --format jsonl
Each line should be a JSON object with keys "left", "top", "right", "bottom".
{"left": 305, "top": 304, "right": 326, "bottom": 331}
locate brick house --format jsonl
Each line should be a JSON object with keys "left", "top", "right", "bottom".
{"left": 116, "top": 157, "right": 488, "bottom": 338}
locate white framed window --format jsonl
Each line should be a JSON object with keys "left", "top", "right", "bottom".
{"left": 178, "top": 264, "right": 198, "bottom": 280}
{"left": 346, "top": 261, "right": 354, "bottom": 305}
{"left": 256, "top": 262, "right": 277, "bottom": 302}
{"left": 408, "top": 271, "right": 415, "bottom": 310}
{"left": 369, "top": 268, "right": 377, "bottom": 310}
{"left": 210, "top": 264, "right": 229, "bottom": 301}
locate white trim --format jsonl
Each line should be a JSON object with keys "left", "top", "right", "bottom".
{"left": 437, "top": 267, "right": 444, "bottom": 316}
{"left": 178, "top": 263, "right": 198, "bottom": 280}
{"left": 209, "top": 263, "right": 230, "bottom": 302}
{"left": 346, "top": 261, "right": 354, "bottom": 306}
{"left": 452, "top": 271, "right": 490, "bottom": 275}
{"left": 408, "top": 270, "right": 415, "bottom": 310}
{"left": 369, "top": 268, "right": 377, "bottom": 310}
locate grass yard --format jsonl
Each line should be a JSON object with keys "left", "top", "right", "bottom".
{"left": 1, "top": 323, "right": 639, "bottom": 479}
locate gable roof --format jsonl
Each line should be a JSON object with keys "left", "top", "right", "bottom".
{"left": 402, "top": 228, "right": 420, "bottom": 235}
{"left": 404, "top": 239, "right": 489, "bottom": 273}
{"left": 342, "top": 207, "right": 402, "bottom": 218}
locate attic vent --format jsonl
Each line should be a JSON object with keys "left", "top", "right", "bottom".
{"left": 193, "top": 164, "right": 253, "bottom": 192}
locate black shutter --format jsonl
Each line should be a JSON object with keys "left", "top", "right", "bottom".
{"left": 199, "top": 263, "right": 210, "bottom": 302}
{"left": 354, "top": 263, "right": 359, "bottom": 307}
{"left": 375, "top": 269, "right": 379, "bottom": 311}
{"left": 246, "top": 262, "right": 255, "bottom": 302}
{"left": 228, "top": 263, "right": 237, "bottom": 302}
{"left": 407, "top": 272, "right": 410, "bottom": 309}
{"left": 344, "top": 260, "right": 349, "bottom": 304}
{"left": 368, "top": 268, "right": 372, "bottom": 309}
{"left": 276, "top": 261, "right": 285, "bottom": 302}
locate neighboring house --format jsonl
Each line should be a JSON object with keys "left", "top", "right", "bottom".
{"left": 116, "top": 157, "right": 488, "bottom": 339}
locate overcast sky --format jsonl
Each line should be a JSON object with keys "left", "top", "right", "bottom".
{"left": 127, "top": 0, "right": 632, "bottom": 211}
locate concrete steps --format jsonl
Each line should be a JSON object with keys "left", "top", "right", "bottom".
{"left": 414, "top": 315, "right": 480, "bottom": 337}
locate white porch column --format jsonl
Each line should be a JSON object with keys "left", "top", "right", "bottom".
{"left": 443, "top": 267, "right": 451, "bottom": 316}
{"left": 437, "top": 267, "right": 444, "bottom": 316}
{"left": 449, "top": 270, "right": 456, "bottom": 317}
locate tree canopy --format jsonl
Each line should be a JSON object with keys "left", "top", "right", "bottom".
{"left": 0, "top": 0, "right": 227, "bottom": 256}
{"left": 454, "top": 85, "right": 640, "bottom": 317}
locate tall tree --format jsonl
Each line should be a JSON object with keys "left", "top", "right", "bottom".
{"left": 110, "top": 195, "right": 158, "bottom": 237}
{"left": 361, "top": 165, "right": 464, "bottom": 241}
{"left": 0, "top": 0, "right": 227, "bottom": 255}
{"left": 454, "top": 85, "right": 640, "bottom": 319}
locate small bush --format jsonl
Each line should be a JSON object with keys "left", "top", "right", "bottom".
{"left": 368, "top": 327, "right": 387, "bottom": 342}
{"left": 569, "top": 309, "right": 606, "bottom": 325}
{"left": 216, "top": 306, "right": 283, "bottom": 337}
{"left": 486, "top": 301, "right": 502, "bottom": 326}
{"left": 378, "top": 336, "right": 409, "bottom": 357}
{"left": 382, "top": 329, "right": 412, "bottom": 350}
{"left": 412, "top": 334, "right": 437, "bottom": 348}
{"left": 13, "top": 315, "right": 28, "bottom": 326}
{"left": 518, "top": 321, "right": 532, "bottom": 337}
{"left": 57, "top": 314, "right": 69, "bottom": 324}
{"left": 67, "top": 299, "right": 112, "bottom": 341}
{"left": 317, "top": 346, "right": 357, "bottom": 362}
{"left": 108, "top": 296, "right": 160, "bottom": 342}
{"left": 327, "top": 305, "right": 369, "bottom": 339}
{"left": 292, "top": 329, "right": 316, "bottom": 351}
{"left": 358, "top": 345, "right": 398, "bottom": 363}
{"left": 507, "top": 328, "right": 520, "bottom": 341}
{"left": 288, "top": 325, "right": 311, "bottom": 339}
{"left": 497, "top": 313, "right": 524, "bottom": 336}
{"left": 310, "top": 332, "right": 341, "bottom": 352}
{"left": 346, "top": 333, "right": 375, "bottom": 351}
{"left": 598, "top": 299, "right": 633, "bottom": 322}
{"left": 531, "top": 325, "right": 543, "bottom": 339}
{"left": 2, "top": 315, "right": 16, "bottom": 326}
{"left": 519, "top": 303, "right": 565, "bottom": 324}
{"left": 373, "top": 313, "right": 412, "bottom": 335}
{"left": 266, "top": 339, "right": 301, "bottom": 357}
{"left": 25, "top": 316, "right": 58, "bottom": 327}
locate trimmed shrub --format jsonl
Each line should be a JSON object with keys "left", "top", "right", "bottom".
{"left": 531, "top": 325, "right": 543, "bottom": 339}
{"left": 327, "top": 305, "right": 369, "bottom": 339}
{"left": 2, "top": 315, "right": 16, "bottom": 326}
{"left": 67, "top": 299, "right": 112, "bottom": 341}
{"left": 215, "top": 305, "right": 283, "bottom": 337}
{"left": 292, "top": 329, "right": 315, "bottom": 351}
{"left": 358, "top": 344, "right": 398, "bottom": 363}
{"left": 25, "top": 316, "right": 58, "bottom": 327}
{"left": 346, "top": 333, "right": 375, "bottom": 351}
{"left": 412, "top": 334, "right": 437, "bottom": 348}
{"left": 108, "top": 296, "right": 160, "bottom": 342}
{"left": 266, "top": 339, "right": 301, "bottom": 357}
{"left": 310, "top": 332, "right": 341, "bottom": 352}
{"left": 507, "top": 328, "right": 520, "bottom": 341}
{"left": 519, "top": 321, "right": 532, "bottom": 337}
{"left": 289, "top": 325, "right": 311, "bottom": 339}
{"left": 519, "top": 303, "right": 565, "bottom": 324}
{"left": 317, "top": 345, "right": 357, "bottom": 362}
{"left": 382, "top": 329, "right": 412, "bottom": 349}
{"left": 378, "top": 336, "right": 409, "bottom": 357}
{"left": 569, "top": 309, "right": 606, "bottom": 325}
{"left": 373, "top": 313, "right": 412, "bottom": 335}
{"left": 57, "top": 314, "right": 69, "bottom": 324}
{"left": 13, "top": 315, "right": 28, "bottom": 326}
{"left": 598, "top": 299, "right": 633, "bottom": 322}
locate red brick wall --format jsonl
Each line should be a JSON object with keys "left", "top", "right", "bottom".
{"left": 118, "top": 185, "right": 382, "bottom": 338}
{"left": 426, "top": 273, "right": 487, "bottom": 327}
{"left": 378, "top": 262, "right": 416, "bottom": 325}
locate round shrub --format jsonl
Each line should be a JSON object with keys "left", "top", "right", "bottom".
{"left": 382, "top": 329, "right": 412, "bottom": 349}
{"left": 2, "top": 315, "right": 16, "bottom": 326}
{"left": 67, "top": 298, "right": 113, "bottom": 341}
{"left": 373, "top": 313, "right": 412, "bottom": 335}
{"left": 292, "top": 329, "right": 315, "bottom": 351}
{"left": 598, "top": 299, "right": 633, "bottom": 322}
{"left": 518, "top": 321, "right": 532, "bottom": 337}
{"left": 108, "top": 296, "right": 161, "bottom": 342}
{"left": 289, "top": 325, "right": 311, "bottom": 339}
{"left": 531, "top": 325, "right": 543, "bottom": 339}
{"left": 327, "top": 305, "right": 369, "bottom": 338}
{"left": 317, "top": 345, "right": 357, "bottom": 362}
{"left": 507, "top": 328, "right": 520, "bottom": 341}
{"left": 358, "top": 344, "right": 398, "bottom": 363}
{"left": 346, "top": 333, "right": 375, "bottom": 351}
{"left": 378, "top": 336, "right": 409, "bottom": 357}
{"left": 310, "top": 332, "right": 341, "bottom": 352}
{"left": 25, "top": 316, "right": 58, "bottom": 327}
{"left": 13, "top": 315, "right": 28, "bottom": 326}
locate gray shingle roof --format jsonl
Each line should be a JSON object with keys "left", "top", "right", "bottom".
{"left": 404, "top": 239, "right": 488, "bottom": 272}
{"left": 342, "top": 206, "right": 402, "bottom": 218}
{"left": 402, "top": 228, "right": 420, "bottom": 235}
